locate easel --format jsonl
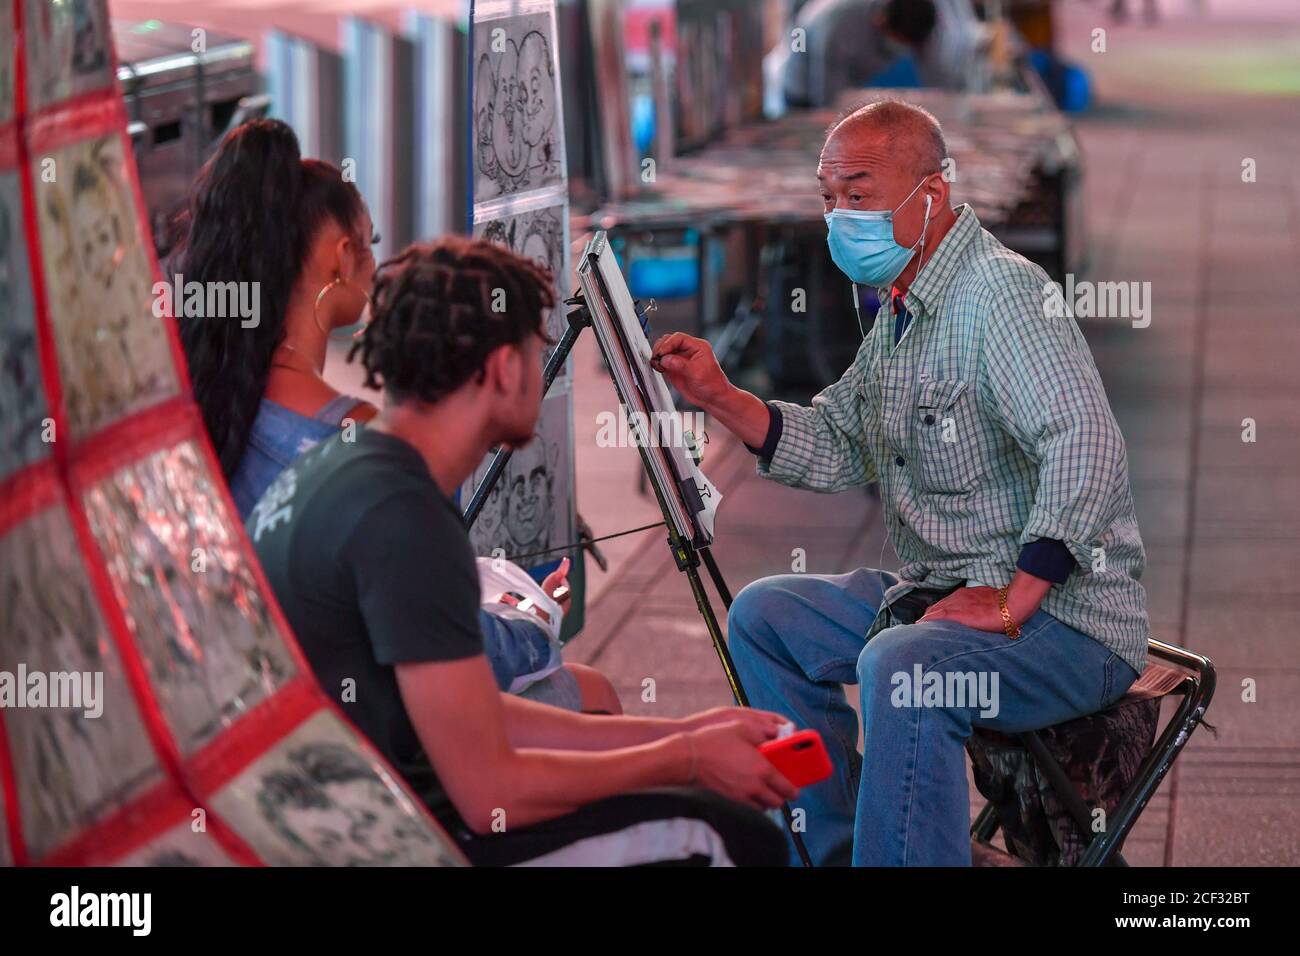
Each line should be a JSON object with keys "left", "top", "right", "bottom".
{"left": 464, "top": 270, "right": 815, "bottom": 868}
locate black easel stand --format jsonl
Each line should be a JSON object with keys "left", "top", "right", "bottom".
{"left": 464, "top": 294, "right": 814, "bottom": 868}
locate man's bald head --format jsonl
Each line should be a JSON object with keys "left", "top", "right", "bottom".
{"left": 827, "top": 99, "right": 947, "bottom": 182}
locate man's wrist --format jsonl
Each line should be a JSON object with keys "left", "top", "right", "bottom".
{"left": 1005, "top": 571, "right": 1050, "bottom": 624}
{"left": 713, "top": 385, "right": 770, "bottom": 448}
{"left": 668, "top": 731, "right": 697, "bottom": 786}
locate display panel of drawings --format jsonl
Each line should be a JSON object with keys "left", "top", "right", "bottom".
{"left": 0, "top": 0, "right": 464, "bottom": 865}
{"left": 462, "top": 388, "right": 575, "bottom": 573}
{"left": 473, "top": 195, "right": 571, "bottom": 377}
{"left": 472, "top": 1, "right": 566, "bottom": 203}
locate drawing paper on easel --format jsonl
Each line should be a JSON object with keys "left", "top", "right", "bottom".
{"left": 576, "top": 231, "right": 721, "bottom": 547}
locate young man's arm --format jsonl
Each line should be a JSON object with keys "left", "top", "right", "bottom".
{"left": 498, "top": 692, "right": 788, "bottom": 751}
{"left": 396, "top": 656, "right": 796, "bottom": 833}
{"left": 352, "top": 486, "right": 795, "bottom": 833}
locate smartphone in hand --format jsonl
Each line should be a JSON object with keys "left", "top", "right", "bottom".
{"left": 759, "top": 729, "right": 832, "bottom": 787}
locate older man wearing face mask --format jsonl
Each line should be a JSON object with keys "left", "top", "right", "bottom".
{"left": 651, "top": 100, "right": 1149, "bottom": 867}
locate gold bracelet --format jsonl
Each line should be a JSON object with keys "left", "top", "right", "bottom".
{"left": 998, "top": 585, "right": 1021, "bottom": 639}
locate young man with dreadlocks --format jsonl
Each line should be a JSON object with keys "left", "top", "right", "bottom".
{"left": 247, "top": 237, "right": 791, "bottom": 865}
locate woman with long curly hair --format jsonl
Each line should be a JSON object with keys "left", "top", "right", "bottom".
{"left": 170, "top": 118, "right": 379, "bottom": 518}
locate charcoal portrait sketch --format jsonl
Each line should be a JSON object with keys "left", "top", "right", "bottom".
{"left": 35, "top": 134, "right": 177, "bottom": 437}
{"left": 80, "top": 441, "right": 297, "bottom": 754}
{"left": 474, "top": 202, "right": 569, "bottom": 372}
{"left": 0, "top": 505, "right": 162, "bottom": 859}
{"left": 23, "top": 0, "right": 115, "bottom": 110}
{"left": 464, "top": 391, "right": 573, "bottom": 569}
{"left": 472, "top": 11, "right": 565, "bottom": 203}
{"left": 210, "top": 712, "right": 463, "bottom": 867}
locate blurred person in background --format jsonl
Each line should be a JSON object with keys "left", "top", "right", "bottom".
{"left": 780, "top": 0, "right": 981, "bottom": 108}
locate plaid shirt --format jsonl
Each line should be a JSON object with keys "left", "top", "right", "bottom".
{"left": 760, "top": 206, "right": 1149, "bottom": 673}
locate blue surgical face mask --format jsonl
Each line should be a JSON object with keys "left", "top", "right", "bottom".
{"left": 824, "top": 177, "right": 931, "bottom": 289}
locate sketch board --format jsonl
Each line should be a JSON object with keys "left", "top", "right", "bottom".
{"left": 576, "top": 230, "right": 721, "bottom": 547}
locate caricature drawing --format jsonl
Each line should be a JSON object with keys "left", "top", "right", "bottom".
{"left": 472, "top": 16, "right": 564, "bottom": 201}
{"left": 37, "top": 135, "right": 175, "bottom": 435}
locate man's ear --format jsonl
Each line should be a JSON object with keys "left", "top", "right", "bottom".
{"left": 926, "top": 171, "right": 949, "bottom": 210}
{"left": 482, "top": 342, "right": 522, "bottom": 396}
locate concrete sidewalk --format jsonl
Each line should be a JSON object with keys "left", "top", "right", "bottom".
{"left": 562, "top": 1, "right": 1300, "bottom": 866}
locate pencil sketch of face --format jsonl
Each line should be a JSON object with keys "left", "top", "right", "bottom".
{"left": 506, "top": 432, "right": 554, "bottom": 555}
{"left": 70, "top": 0, "right": 109, "bottom": 76}
{"left": 211, "top": 712, "right": 462, "bottom": 866}
{"left": 472, "top": 14, "right": 563, "bottom": 201}
{"left": 493, "top": 42, "right": 528, "bottom": 178}
{"left": 518, "top": 30, "right": 557, "bottom": 152}
{"left": 468, "top": 457, "right": 507, "bottom": 554}
{"left": 475, "top": 206, "right": 567, "bottom": 370}
{"left": 81, "top": 441, "right": 296, "bottom": 754}
{"left": 256, "top": 743, "right": 435, "bottom": 866}
{"left": 0, "top": 505, "right": 162, "bottom": 858}
{"left": 71, "top": 161, "right": 126, "bottom": 291}
{"left": 35, "top": 134, "right": 176, "bottom": 436}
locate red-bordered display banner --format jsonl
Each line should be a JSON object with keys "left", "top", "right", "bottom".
{"left": 0, "top": 0, "right": 466, "bottom": 867}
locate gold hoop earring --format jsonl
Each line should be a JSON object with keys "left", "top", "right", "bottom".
{"left": 313, "top": 275, "right": 373, "bottom": 338}
{"left": 313, "top": 276, "right": 344, "bottom": 334}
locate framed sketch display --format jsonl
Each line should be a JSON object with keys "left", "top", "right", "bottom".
{"left": 0, "top": 0, "right": 466, "bottom": 865}
{"left": 468, "top": 0, "right": 578, "bottom": 602}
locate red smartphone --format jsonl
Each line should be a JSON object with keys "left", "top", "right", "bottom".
{"left": 759, "top": 729, "right": 832, "bottom": 788}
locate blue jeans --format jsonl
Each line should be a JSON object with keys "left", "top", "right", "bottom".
{"left": 479, "top": 609, "right": 582, "bottom": 710}
{"left": 728, "top": 569, "right": 1138, "bottom": 866}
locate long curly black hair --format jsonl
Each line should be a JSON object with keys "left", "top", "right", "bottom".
{"left": 169, "top": 119, "right": 365, "bottom": 478}
{"left": 349, "top": 236, "right": 555, "bottom": 404}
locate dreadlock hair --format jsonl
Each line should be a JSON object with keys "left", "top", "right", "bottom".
{"left": 169, "top": 119, "right": 366, "bottom": 478}
{"left": 349, "top": 236, "right": 555, "bottom": 404}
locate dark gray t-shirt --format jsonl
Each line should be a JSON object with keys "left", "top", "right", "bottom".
{"left": 247, "top": 428, "right": 482, "bottom": 821}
